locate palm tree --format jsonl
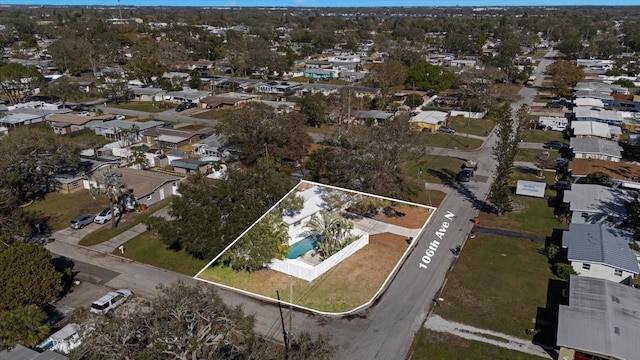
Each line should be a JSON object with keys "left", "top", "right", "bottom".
{"left": 306, "top": 210, "right": 355, "bottom": 260}
{"left": 90, "top": 168, "right": 127, "bottom": 228}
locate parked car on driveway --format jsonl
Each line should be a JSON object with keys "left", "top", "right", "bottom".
{"left": 90, "top": 289, "right": 133, "bottom": 315}
{"left": 457, "top": 169, "right": 473, "bottom": 182}
{"left": 438, "top": 126, "right": 456, "bottom": 134}
{"left": 94, "top": 207, "right": 121, "bottom": 224}
{"left": 544, "top": 140, "right": 569, "bottom": 150}
{"left": 70, "top": 214, "right": 95, "bottom": 229}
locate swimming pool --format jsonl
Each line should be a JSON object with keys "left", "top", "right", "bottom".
{"left": 287, "top": 234, "right": 320, "bottom": 259}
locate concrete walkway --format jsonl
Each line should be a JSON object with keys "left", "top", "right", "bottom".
{"left": 451, "top": 132, "right": 488, "bottom": 141}
{"left": 352, "top": 216, "right": 422, "bottom": 239}
{"left": 425, "top": 315, "right": 553, "bottom": 359}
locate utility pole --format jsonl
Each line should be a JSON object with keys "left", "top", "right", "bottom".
{"left": 276, "top": 291, "right": 289, "bottom": 353}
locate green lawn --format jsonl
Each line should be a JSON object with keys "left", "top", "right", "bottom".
{"left": 409, "top": 329, "right": 547, "bottom": 360}
{"left": 515, "top": 148, "right": 560, "bottom": 162}
{"left": 114, "top": 231, "right": 207, "bottom": 276}
{"left": 425, "top": 133, "right": 484, "bottom": 150}
{"left": 522, "top": 130, "right": 566, "bottom": 144}
{"left": 109, "top": 101, "right": 174, "bottom": 113}
{"left": 28, "top": 191, "right": 110, "bottom": 231}
{"left": 400, "top": 155, "right": 467, "bottom": 186}
{"left": 447, "top": 117, "right": 495, "bottom": 137}
{"left": 79, "top": 198, "right": 172, "bottom": 246}
{"left": 434, "top": 233, "right": 561, "bottom": 341}
{"left": 67, "top": 132, "right": 111, "bottom": 148}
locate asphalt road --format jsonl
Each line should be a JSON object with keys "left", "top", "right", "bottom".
{"left": 48, "top": 50, "right": 558, "bottom": 358}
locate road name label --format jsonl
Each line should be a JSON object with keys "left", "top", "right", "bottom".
{"left": 419, "top": 211, "right": 454, "bottom": 269}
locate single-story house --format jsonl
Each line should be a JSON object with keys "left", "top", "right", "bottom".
{"left": 255, "top": 100, "right": 296, "bottom": 114}
{"left": 256, "top": 81, "right": 301, "bottom": 95}
{"left": 515, "top": 180, "right": 546, "bottom": 198}
{"left": 169, "top": 159, "right": 210, "bottom": 175}
{"left": 0, "top": 112, "right": 46, "bottom": 128}
{"left": 164, "top": 90, "right": 210, "bottom": 103}
{"left": 573, "top": 106, "right": 624, "bottom": 127}
{"left": 304, "top": 67, "right": 339, "bottom": 80}
{"left": 557, "top": 275, "right": 640, "bottom": 360}
{"left": 93, "top": 120, "right": 166, "bottom": 143}
{"left": 349, "top": 110, "right": 395, "bottom": 126}
{"left": 117, "top": 167, "right": 182, "bottom": 208}
{"left": 562, "top": 183, "right": 630, "bottom": 226}
{"left": 568, "top": 159, "right": 640, "bottom": 190}
{"left": 569, "top": 137, "right": 623, "bottom": 162}
{"left": 574, "top": 97, "right": 605, "bottom": 109}
{"left": 55, "top": 157, "right": 120, "bottom": 194}
{"left": 0, "top": 344, "right": 68, "bottom": 359}
{"left": 562, "top": 223, "right": 639, "bottom": 284}
{"left": 46, "top": 114, "right": 114, "bottom": 135}
{"left": 141, "top": 126, "right": 213, "bottom": 151}
{"left": 131, "top": 87, "right": 166, "bottom": 102}
{"left": 570, "top": 120, "right": 612, "bottom": 139}
{"left": 409, "top": 111, "right": 448, "bottom": 132}
{"left": 199, "top": 93, "right": 258, "bottom": 110}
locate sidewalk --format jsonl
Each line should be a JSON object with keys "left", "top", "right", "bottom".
{"left": 425, "top": 315, "right": 553, "bottom": 359}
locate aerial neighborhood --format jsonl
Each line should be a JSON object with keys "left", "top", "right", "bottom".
{"left": 4, "top": 4, "right": 640, "bottom": 360}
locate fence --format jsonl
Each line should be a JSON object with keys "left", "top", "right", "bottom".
{"left": 450, "top": 110, "right": 487, "bottom": 119}
{"left": 269, "top": 230, "right": 369, "bottom": 281}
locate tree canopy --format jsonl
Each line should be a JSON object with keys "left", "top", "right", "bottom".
{"left": 156, "top": 164, "right": 292, "bottom": 260}
{"left": 69, "top": 282, "right": 335, "bottom": 359}
{"left": 405, "top": 61, "right": 454, "bottom": 92}
{"left": 547, "top": 60, "right": 585, "bottom": 98}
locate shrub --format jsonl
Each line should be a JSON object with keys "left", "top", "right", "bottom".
{"left": 545, "top": 244, "right": 560, "bottom": 262}
{"left": 553, "top": 262, "right": 576, "bottom": 280}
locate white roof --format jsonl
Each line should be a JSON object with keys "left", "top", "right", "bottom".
{"left": 563, "top": 184, "right": 629, "bottom": 216}
{"left": 571, "top": 121, "right": 611, "bottom": 138}
{"left": 575, "top": 97, "right": 605, "bottom": 108}
{"left": 515, "top": 180, "right": 546, "bottom": 198}
{"left": 409, "top": 110, "right": 448, "bottom": 125}
{"left": 281, "top": 186, "right": 328, "bottom": 225}
{"left": 574, "top": 107, "right": 624, "bottom": 123}
{"left": 157, "top": 134, "right": 187, "bottom": 144}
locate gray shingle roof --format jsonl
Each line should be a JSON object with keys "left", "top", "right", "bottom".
{"left": 563, "top": 184, "right": 629, "bottom": 217}
{"left": 557, "top": 275, "right": 640, "bottom": 360}
{"left": 569, "top": 137, "right": 623, "bottom": 159}
{"left": 562, "top": 223, "right": 639, "bottom": 274}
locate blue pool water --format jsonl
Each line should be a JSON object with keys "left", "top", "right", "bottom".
{"left": 287, "top": 235, "right": 319, "bottom": 259}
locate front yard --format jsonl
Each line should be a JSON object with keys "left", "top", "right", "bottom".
{"left": 522, "top": 129, "right": 565, "bottom": 144}
{"left": 28, "top": 191, "right": 110, "bottom": 231}
{"left": 433, "top": 233, "right": 560, "bottom": 340}
{"left": 425, "top": 133, "right": 484, "bottom": 150}
{"left": 109, "top": 101, "right": 175, "bottom": 113}
{"left": 447, "top": 116, "right": 495, "bottom": 137}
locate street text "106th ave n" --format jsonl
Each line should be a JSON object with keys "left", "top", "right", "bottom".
{"left": 419, "top": 211, "right": 455, "bottom": 270}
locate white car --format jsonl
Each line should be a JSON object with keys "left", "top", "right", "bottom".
{"left": 94, "top": 207, "right": 121, "bottom": 224}
{"left": 90, "top": 289, "right": 132, "bottom": 314}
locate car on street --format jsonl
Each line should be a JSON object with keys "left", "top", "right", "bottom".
{"left": 90, "top": 289, "right": 133, "bottom": 315}
{"left": 438, "top": 126, "right": 456, "bottom": 134}
{"left": 94, "top": 207, "right": 121, "bottom": 224}
{"left": 175, "top": 102, "right": 196, "bottom": 112}
{"left": 544, "top": 140, "right": 569, "bottom": 150}
{"left": 70, "top": 214, "right": 95, "bottom": 229}
{"left": 457, "top": 169, "right": 473, "bottom": 182}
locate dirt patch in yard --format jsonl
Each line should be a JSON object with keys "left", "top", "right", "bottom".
{"left": 372, "top": 205, "right": 433, "bottom": 228}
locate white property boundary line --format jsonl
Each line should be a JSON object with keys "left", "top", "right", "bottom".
{"left": 193, "top": 179, "right": 438, "bottom": 316}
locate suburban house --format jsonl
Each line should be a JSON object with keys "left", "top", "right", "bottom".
{"left": 281, "top": 185, "right": 331, "bottom": 235}
{"left": 568, "top": 159, "right": 640, "bottom": 190}
{"left": 348, "top": 110, "right": 395, "bottom": 126}
{"left": 199, "top": 92, "right": 258, "bottom": 110}
{"left": 255, "top": 100, "right": 296, "bottom": 114}
{"left": 570, "top": 121, "right": 613, "bottom": 140}
{"left": 0, "top": 112, "right": 46, "bottom": 128}
{"left": 192, "top": 133, "right": 233, "bottom": 158}
{"left": 169, "top": 159, "right": 210, "bottom": 175}
{"left": 304, "top": 67, "right": 339, "bottom": 80}
{"left": 256, "top": 81, "right": 301, "bottom": 95}
{"left": 573, "top": 107, "right": 624, "bottom": 127}
{"left": 409, "top": 111, "right": 448, "bottom": 132}
{"left": 55, "top": 157, "right": 119, "bottom": 194}
{"left": 557, "top": 275, "right": 640, "bottom": 360}
{"left": 164, "top": 89, "right": 210, "bottom": 104}
{"left": 0, "top": 344, "right": 68, "bottom": 360}
{"left": 140, "top": 126, "right": 213, "bottom": 152}
{"left": 46, "top": 114, "right": 114, "bottom": 135}
{"left": 562, "top": 184, "right": 630, "bottom": 226}
{"left": 569, "top": 137, "right": 623, "bottom": 162}
{"left": 93, "top": 120, "right": 166, "bottom": 142}
{"left": 116, "top": 168, "right": 182, "bottom": 208}
{"left": 562, "top": 223, "right": 639, "bottom": 284}
{"left": 131, "top": 87, "right": 166, "bottom": 102}
{"left": 574, "top": 97, "right": 605, "bottom": 109}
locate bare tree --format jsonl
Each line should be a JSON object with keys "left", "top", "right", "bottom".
{"left": 90, "top": 168, "right": 127, "bottom": 228}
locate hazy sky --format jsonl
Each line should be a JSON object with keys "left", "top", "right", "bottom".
{"left": 2, "top": 0, "right": 640, "bottom": 7}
